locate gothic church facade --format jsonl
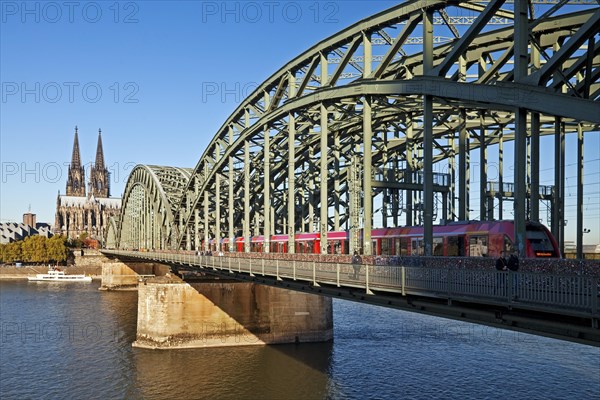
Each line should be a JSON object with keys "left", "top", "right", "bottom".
{"left": 54, "top": 127, "right": 122, "bottom": 242}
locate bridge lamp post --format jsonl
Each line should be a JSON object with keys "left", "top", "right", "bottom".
{"left": 577, "top": 229, "right": 591, "bottom": 259}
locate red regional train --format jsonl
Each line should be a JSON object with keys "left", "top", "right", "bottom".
{"left": 216, "top": 220, "right": 560, "bottom": 258}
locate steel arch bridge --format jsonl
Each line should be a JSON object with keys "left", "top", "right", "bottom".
{"left": 109, "top": 1, "right": 600, "bottom": 257}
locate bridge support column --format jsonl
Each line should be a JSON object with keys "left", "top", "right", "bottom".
{"left": 133, "top": 279, "right": 333, "bottom": 349}
{"left": 100, "top": 260, "right": 169, "bottom": 291}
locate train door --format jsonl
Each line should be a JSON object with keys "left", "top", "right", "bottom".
{"left": 235, "top": 238, "right": 245, "bottom": 252}
{"left": 313, "top": 240, "right": 320, "bottom": 254}
{"left": 393, "top": 238, "right": 400, "bottom": 255}
{"left": 447, "top": 236, "right": 466, "bottom": 256}
{"left": 487, "top": 234, "right": 504, "bottom": 258}
{"left": 400, "top": 237, "right": 409, "bottom": 255}
{"left": 433, "top": 237, "right": 444, "bottom": 256}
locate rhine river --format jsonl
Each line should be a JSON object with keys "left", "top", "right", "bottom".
{"left": 1, "top": 280, "right": 598, "bottom": 399}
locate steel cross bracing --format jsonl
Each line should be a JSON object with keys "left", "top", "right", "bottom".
{"left": 113, "top": 1, "right": 600, "bottom": 258}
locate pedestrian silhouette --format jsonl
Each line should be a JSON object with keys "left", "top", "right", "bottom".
{"left": 507, "top": 253, "right": 520, "bottom": 299}
{"left": 351, "top": 251, "right": 362, "bottom": 279}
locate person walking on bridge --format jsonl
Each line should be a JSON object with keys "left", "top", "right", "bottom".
{"left": 351, "top": 251, "right": 362, "bottom": 279}
{"left": 495, "top": 255, "right": 507, "bottom": 295}
{"left": 507, "top": 253, "right": 520, "bottom": 299}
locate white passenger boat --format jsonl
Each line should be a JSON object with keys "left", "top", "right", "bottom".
{"left": 28, "top": 269, "right": 92, "bottom": 282}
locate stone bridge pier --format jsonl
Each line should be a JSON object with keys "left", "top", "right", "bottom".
{"left": 100, "top": 259, "right": 170, "bottom": 290}
{"left": 133, "top": 276, "right": 333, "bottom": 349}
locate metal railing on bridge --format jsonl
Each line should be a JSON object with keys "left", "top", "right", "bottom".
{"left": 104, "top": 250, "right": 599, "bottom": 319}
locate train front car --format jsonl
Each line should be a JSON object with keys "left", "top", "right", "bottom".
{"left": 525, "top": 221, "right": 561, "bottom": 258}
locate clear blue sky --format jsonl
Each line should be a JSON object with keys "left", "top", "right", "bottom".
{"left": 1, "top": 1, "right": 598, "bottom": 244}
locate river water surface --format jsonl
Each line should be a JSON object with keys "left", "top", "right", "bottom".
{"left": 0, "top": 281, "right": 598, "bottom": 399}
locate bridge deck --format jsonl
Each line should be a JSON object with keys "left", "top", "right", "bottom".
{"left": 103, "top": 250, "right": 600, "bottom": 347}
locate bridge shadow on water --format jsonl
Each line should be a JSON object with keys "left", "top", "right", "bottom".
{"left": 128, "top": 340, "right": 334, "bottom": 399}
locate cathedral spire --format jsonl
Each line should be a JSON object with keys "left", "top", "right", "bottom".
{"left": 95, "top": 129, "right": 105, "bottom": 169}
{"left": 66, "top": 126, "right": 86, "bottom": 197}
{"left": 71, "top": 126, "right": 82, "bottom": 168}
{"left": 90, "top": 128, "right": 110, "bottom": 198}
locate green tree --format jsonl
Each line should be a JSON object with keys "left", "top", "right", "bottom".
{"left": 47, "top": 235, "right": 68, "bottom": 264}
{"left": 21, "top": 236, "right": 36, "bottom": 262}
{"left": 34, "top": 236, "right": 49, "bottom": 263}
{"left": 22, "top": 236, "right": 47, "bottom": 263}
{"left": 0, "top": 244, "right": 6, "bottom": 263}
{"left": 4, "top": 241, "right": 22, "bottom": 263}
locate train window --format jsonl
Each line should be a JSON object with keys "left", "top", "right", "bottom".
{"left": 469, "top": 235, "right": 488, "bottom": 257}
{"left": 381, "top": 238, "right": 392, "bottom": 256}
{"left": 447, "top": 236, "right": 465, "bottom": 256}
{"left": 330, "top": 240, "right": 344, "bottom": 254}
{"left": 329, "top": 240, "right": 348, "bottom": 254}
{"left": 411, "top": 238, "right": 424, "bottom": 255}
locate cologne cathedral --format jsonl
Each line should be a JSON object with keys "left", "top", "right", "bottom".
{"left": 54, "top": 127, "right": 122, "bottom": 242}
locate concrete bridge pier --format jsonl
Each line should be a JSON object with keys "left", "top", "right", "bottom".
{"left": 100, "top": 260, "right": 170, "bottom": 290}
{"left": 133, "top": 277, "right": 333, "bottom": 349}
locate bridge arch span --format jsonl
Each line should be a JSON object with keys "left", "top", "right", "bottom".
{"left": 117, "top": 165, "right": 192, "bottom": 250}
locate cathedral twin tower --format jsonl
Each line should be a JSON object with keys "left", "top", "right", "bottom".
{"left": 54, "top": 127, "right": 122, "bottom": 242}
{"left": 66, "top": 126, "right": 110, "bottom": 198}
